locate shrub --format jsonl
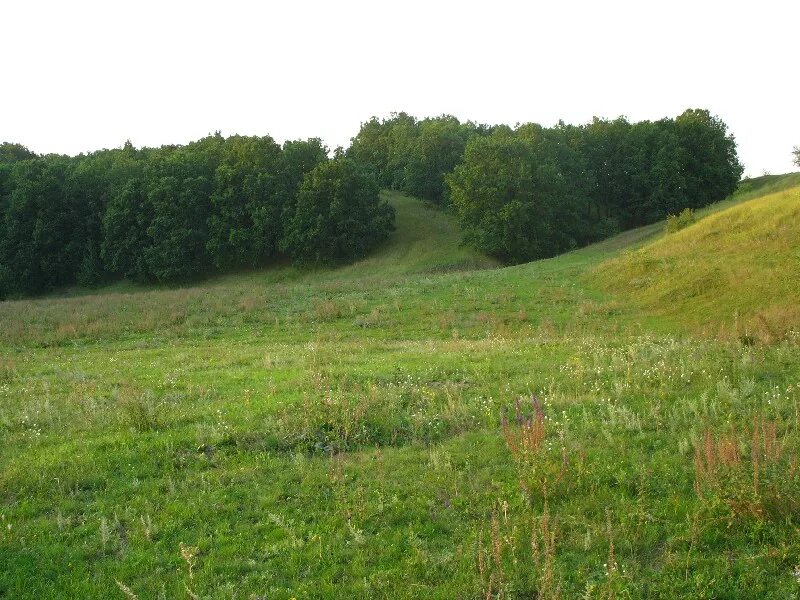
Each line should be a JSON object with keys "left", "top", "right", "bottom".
{"left": 118, "top": 390, "right": 162, "bottom": 433}
{"left": 501, "top": 396, "right": 569, "bottom": 501}
{"left": 694, "top": 417, "right": 800, "bottom": 520}
{"left": 665, "top": 207, "right": 696, "bottom": 234}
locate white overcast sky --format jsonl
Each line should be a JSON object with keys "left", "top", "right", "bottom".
{"left": 2, "top": 0, "right": 798, "bottom": 177}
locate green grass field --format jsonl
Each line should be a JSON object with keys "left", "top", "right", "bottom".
{"left": 2, "top": 181, "right": 800, "bottom": 598}
{"left": 596, "top": 178, "right": 800, "bottom": 341}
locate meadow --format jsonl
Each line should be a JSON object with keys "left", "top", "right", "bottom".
{"left": 1, "top": 179, "right": 800, "bottom": 598}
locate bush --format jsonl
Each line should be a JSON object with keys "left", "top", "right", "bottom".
{"left": 694, "top": 418, "right": 800, "bottom": 521}
{"left": 665, "top": 207, "right": 697, "bottom": 234}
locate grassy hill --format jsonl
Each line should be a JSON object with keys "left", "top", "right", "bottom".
{"left": 2, "top": 182, "right": 800, "bottom": 598}
{"left": 594, "top": 175, "right": 800, "bottom": 342}
{"left": 0, "top": 191, "right": 497, "bottom": 348}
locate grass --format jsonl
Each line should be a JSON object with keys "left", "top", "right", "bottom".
{"left": 594, "top": 178, "right": 800, "bottom": 342}
{"left": 1, "top": 183, "right": 800, "bottom": 598}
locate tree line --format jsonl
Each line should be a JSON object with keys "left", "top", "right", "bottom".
{"left": 1, "top": 108, "right": 743, "bottom": 297}
{"left": 0, "top": 137, "right": 394, "bottom": 298}
{"left": 348, "top": 109, "right": 743, "bottom": 263}
{"left": 347, "top": 113, "right": 491, "bottom": 206}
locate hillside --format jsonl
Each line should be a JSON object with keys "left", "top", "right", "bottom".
{"left": 594, "top": 177, "right": 800, "bottom": 342}
{"left": 2, "top": 181, "right": 800, "bottom": 599}
{"left": 0, "top": 192, "right": 496, "bottom": 347}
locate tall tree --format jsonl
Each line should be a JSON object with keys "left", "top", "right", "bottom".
{"left": 347, "top": 117, "right": 393, "bottom": 187}
{"left": 101, "top": 177, "right": 152, "bottom": 281}
{"left": 403, "top": 116, "right": 475, "bottom": 205}
{"left": 207, "top": 135, "right": 283, "bottom": 270}
{"left": 0, "top": 142, "right": 36, "bottom": 164}
{"left": 448, "top": 128, "right": 591, "bottom": 262}
{"left": 282, "top": 158, "right": 394, "bottom": 264}
{"left": 674, "top": 108, "right": 742, "bottom": 208}
{"left": 0, "top": 158, "right": 77, "bottom": 295}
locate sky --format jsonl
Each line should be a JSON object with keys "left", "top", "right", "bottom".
{"left": 2, "top": 0, "right": 798, "bottom": 177}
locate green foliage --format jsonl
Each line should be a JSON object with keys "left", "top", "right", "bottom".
{"left": 674, "top": 109, "right": 742, "bottom": 207}
{"left": 793, "top": 145, "right": 799, "bottom": 167}
{"left": 0, "top": 135, "right": 392, "bottom": 296}
{"left": 66, "top": 151, "right": 117, "bottom": 286}
{"left": 0, "top": 158, "right": 78, "bottom": 296}
{"left": 665, "top": 207, "right": 697, "bottom": 233}
{"left": 2, "top": 189, "right": 800, "bottom": 597}
{"left": 348, "top": 113, "right": 485, "bottom": 205}
{"left": 447, "top": 127, "right": 603, "bottom": 262}
{"left": 583, "top": 111, "right": 742, "bottom": 228}
{"left": 101, "top": 178, "right": 152, "bottom": 281}
{"left": 402, "top": 116, "right": 475, "bottom": 205}
{"left": 349, "top": 109, "right": 742, "bottom": 265}
{"left": 0, "top": 108, "right": 746, "bottom": 296}
{"left": 280, "top": 138, "right": 329, "bottom": 200}
{"left": 278, "top": 138, "right": 329, "bottom": 238}
{"left": 144, "top": 147, "right": 214, "bottom": 281}
{"left": 206, "top": 135, "right": 283, "bottom": 270}
{"left": 282, "top": 158, "right": 395, "bottom": 264}
{"left": 449, "top": 110, "right": 742, "bottom": 262}
{"left": 0, "top": 141, "right": 36, "bottom": 163}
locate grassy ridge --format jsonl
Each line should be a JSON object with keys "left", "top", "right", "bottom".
{"left": 1, "top": 183, "right": 800, "bottom": 598}
{"left": 0, "top": 192, "right": 497, "bottom": 348}
{"left": 594, "top": 179, "right": 800, "bottom": 341}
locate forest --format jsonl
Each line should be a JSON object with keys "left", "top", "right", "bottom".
{"left": 0, "top": 109, "right": 742, "bottom": 298}
{"left": 349, "top": 110, "right": 742, "bottom": 262}
{"left": 0, "top": 137, "right": 393, "bottom": 297}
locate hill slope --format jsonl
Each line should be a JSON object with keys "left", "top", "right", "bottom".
{"left": 594, "top": 180, "right": 800, "bottom": 342}
{"left": 0, "top": 191, "right": 497, "bottom": 347}
{"left": 2, "top": 180, "right": 800, "bottom": 599}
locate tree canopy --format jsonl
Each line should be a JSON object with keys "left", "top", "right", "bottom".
{"left": 447, "top": 110, "right": 743, "bottom": 262}
{"left": 348, "top": 113, "right": 488, "bottom": 206}
{"left": 281, "top": 158, "right": 394, "bottom": 265}
{"left": 0, "top": 108, "right": 744, "bottom": 297}
{"left": 0, "top": 135, "right": 393, "bottom": 298}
